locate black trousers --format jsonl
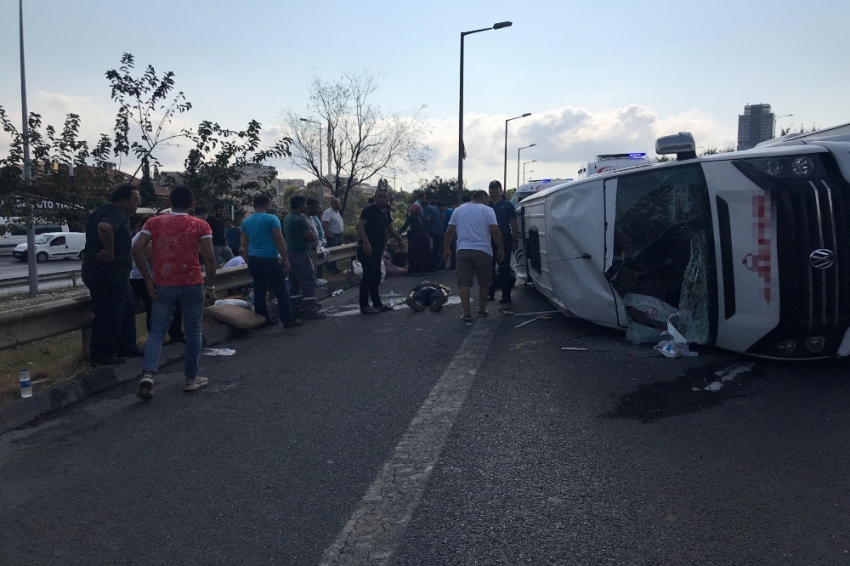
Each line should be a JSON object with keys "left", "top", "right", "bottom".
{"left": 490, "top": 238, "right": 514, "bottom": 297}
{"left": 82, "top": 266, "right": 137, "bottom": 361}
{"left": 358, "top": 249, "right": 383, "bottom": 310}
{"left": 130, "top": 278, "right": 184, "bottom": 340}
{"left": 247, "top": 256, "right": 293, "bottom": 323}
{"left": 430, "top": 234, "right": 444, "bottom": 270}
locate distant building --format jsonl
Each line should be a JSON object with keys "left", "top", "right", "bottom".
{"left": 737, "top": 103, "right": 775, "bottom": 150}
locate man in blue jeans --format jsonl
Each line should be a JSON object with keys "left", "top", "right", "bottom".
{"left": 132, "top": 186, "right": 218, "bottom": 400}
{"left": 240, "top": 194, "right": 302, "bottom": 328}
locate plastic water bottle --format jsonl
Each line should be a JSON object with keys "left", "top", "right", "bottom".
{"left": 19, "top": 369, "right": 32, "bottom": 398}
{"left": 389, "top": 291, "right": 397, "bottom": 306}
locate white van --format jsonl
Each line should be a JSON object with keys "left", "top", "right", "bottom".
{"left": 0, "top": 219, "right": 69, "bottom": 251}
{"left": 12, "top": 232, "right": 86, "bottom": 263}
{"left": 515, "top": 123, "right": 850, "bottom": 360}
{"left": 511, "top": 179, "right": 573, "bottom": 208}
{"left": 576, "top": 152, "right": 654, "bottom": 179}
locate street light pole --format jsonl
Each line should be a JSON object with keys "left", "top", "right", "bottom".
{"left": 19, "top": 0, "right": 37, "bottom": 296}
{"left": 523, "top": 159, "right": 536, "bottom": 183}
{"left": 774, "top": 113, "right": 794, "bottom": 136}
{"left": 517, "top": 143, "right": 536, "bottom": 189}
{"left": 458, "top": 21, "right": 512, "bottom": 205}
{"left": 300, "top": 118, "right": 324, "bottom": 206}
{"left": 503, "top": 113, "right": 531, "bottom": 192}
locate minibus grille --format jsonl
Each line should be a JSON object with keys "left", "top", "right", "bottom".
{"left": 774, "top": 178, "right": 850, "bottom": 335}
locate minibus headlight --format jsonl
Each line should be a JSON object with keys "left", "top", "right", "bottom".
{"left": 742, "top": 154, "right": 826, "bottom": 180}
{"left": 776, "top": 339, "right": 797, "bottom": 354}
{"left": 805, "top": 336, "right": 826, "bottom": 353}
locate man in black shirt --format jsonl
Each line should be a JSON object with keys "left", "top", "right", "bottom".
{"left": 355, "top": 187, "right": 405, "bottom": 314}
{"left": 488, "top": 180, "right": 519, "bottom": 304}
{"left": 206, "top": 203, "right": 234, "bottom": 264}
{"left": 81, "top": 184, "right": 141, "bottom": 365}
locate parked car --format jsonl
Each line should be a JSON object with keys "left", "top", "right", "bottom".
{"left": 514, "top": 123, "right": 850, "bottom": 360}
{"left": 13, "top": 232, "right": 86, "bottom": 263}
{"left": 0, "top": 219, "right": 69, "bottom": 251}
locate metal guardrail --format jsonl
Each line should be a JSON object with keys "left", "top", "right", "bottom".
{"left": 0, "top": 270, "right": 82, "bottom": 290}
{"left": 0, "top": 244, "right": 359, "bottom": 353}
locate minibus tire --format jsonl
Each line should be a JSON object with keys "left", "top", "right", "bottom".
{"left": 36, "top": 252, "right": 48, "bottom": 263}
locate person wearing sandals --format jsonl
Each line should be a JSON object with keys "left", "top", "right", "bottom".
{"left": 442, "top": 190, "right": 505, "bottom": 323}
{"left": 355, "top": 187, "right": 405, "bottom": 314}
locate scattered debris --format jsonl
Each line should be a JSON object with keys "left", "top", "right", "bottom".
{"left": 213, "top": 299, "right": 251, "bottom": 309}
{"left": 561, "top": 347, "right": 588, "bottom": 351}
{"left": 202, "top": 348, "right": 236, "bottom": 356}
{"left": 331, "top": 289, "right": 343, "bottom": 297}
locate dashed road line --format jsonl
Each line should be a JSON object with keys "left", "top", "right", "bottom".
{"left": 319, "top": 317, "right": 499, "bottom": 565}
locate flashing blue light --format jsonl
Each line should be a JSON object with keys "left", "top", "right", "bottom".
{"left": 628, "top": 152, "right": 647, "bottom": 159}
{"left": 540, "top": 179, "right": 551, "bottom": 182}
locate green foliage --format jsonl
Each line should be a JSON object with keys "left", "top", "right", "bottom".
{"left": 0, "top": 107, "right": 114, "bottom": 230}
{"left": 182, "top": 120, "right": 291, "bottom": 209}
{"left": 416, "top": 176, "right": 469, "bottom": 206}
{"left": 105, "top": 53, "right": 191, "bottom": 177}
{"left": 699, "top": 143, "right": 735, "bottom": 156}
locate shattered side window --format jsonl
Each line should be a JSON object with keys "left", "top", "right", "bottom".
{"left": 607, "top": 164, "right": 717, "bottom": 343}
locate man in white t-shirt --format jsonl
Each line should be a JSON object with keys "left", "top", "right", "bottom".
{"left": 443, "top": 190, "right": 505, "bottom": 323}
{"left": 321, "top": 197, "right": 345, "bottom": 273}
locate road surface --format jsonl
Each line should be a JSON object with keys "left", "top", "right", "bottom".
{"left": 1, "top": 271, "right": 848, "bottom": 565}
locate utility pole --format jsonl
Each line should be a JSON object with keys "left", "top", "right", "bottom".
{"left": 19, "top": 0, "right": 38, "bottom": 296}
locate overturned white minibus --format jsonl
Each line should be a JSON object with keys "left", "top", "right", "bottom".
{"left": 514, "top": 124, "right": 850, "bottom": 359}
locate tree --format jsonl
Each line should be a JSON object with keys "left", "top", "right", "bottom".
{"left": 182, "top": 120, "right": 291, "bottom": 209}
{"left": 0, "top": 108, "right": 115, "bottom": 230}
{"left": 699, "top": 143, "right": 735, "bottom": 156}
{"left": 279, "top": 71, "right": 430, "bottom": 213}
{"left": 105, "top": 53, "right": 192, "bottom": 180}
{"left": 416, "top": 176, "right": 469, "bottom": 205}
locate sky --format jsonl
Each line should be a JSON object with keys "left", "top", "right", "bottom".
{"left": 1, "top": 0, "right": 848, "bottom": 193}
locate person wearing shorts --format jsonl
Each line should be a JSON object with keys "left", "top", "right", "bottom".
{"left": 443, "top": 190, "right": 505, "bottom": 323}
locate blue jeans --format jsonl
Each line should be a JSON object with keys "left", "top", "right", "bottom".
{"left": 143, "top": 284, "right": 204, "bottom": 379}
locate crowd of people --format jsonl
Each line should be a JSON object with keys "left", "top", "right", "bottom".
{"left": 78, "top": 180, "right": 520, "bottom": 399}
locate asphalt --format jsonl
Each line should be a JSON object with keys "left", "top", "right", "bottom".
{"left": 1, "top": 271, "right": 849, "bottom": 565}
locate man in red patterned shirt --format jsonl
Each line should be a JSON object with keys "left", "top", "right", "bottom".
{"left": 131, "top": 186, "right": 218, "bottom": 399}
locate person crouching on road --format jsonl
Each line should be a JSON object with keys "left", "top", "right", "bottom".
{"left": 284, "top": 196, "right": 325, "bottom": 320}
{"left": 81, "top": 183, "right": 142, "bottom": 366}
{"left": 240, "top": 194, "right": 302, "bottom": 329}
{"left": 442, "top": 190, "right": 504, "bottom": 323}
{"left": 133, "top": 186, "right": 218, "bottom": 399}
{"left": 355, "top": 187, "right": 406, "bottom": 314}
{"left": 405, "top": 281, "right": 450, "bottom": 312}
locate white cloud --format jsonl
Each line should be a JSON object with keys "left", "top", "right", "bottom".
{"left": 417, "top": 104, "right": 735, "bottom": 191}
{"left": 2, "top": 94, "right": 736, "bottom": 192}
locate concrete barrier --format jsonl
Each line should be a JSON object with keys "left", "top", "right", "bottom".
{"left": 0, "top": 243, "right": 359, "bottom": 353}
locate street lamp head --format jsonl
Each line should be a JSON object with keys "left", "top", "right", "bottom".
{"left": 530, "top": 143, "right": 536, "bottom": 148}
{"left": 493, "top": 21, "right": 513, "bottom": 29}
{"left": 532, "top": 159, "right": 537, "bottom": 163}
{"left": 522, "top": 113, "right": 531, "bottom": 117}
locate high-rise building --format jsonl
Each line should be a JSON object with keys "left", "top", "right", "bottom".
{"left": 737, "top": 103, "right": 775, "bottom": 150}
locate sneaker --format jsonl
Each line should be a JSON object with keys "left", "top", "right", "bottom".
{"left": 461, "top": 314, "right": 472, "bottom": 324}
{"left": 406, "top": 296, "right": 425, "bottom": 312}
{"left": 283, "top": 318, "right": 304, "bottom": 328}
{"left": 316, "top": 278, "right": 329, "bottom": 286}
{"left": 136, "top": 374, "right": 154, "bottom": 400}
{"left": 477, "top": 310, "right": 489, "bottom": 318}
{"left": 303, "top": 310, "right": 327, "bottom": 320}
{"left": 183, "top": 376, "right": 209, "bottom": 391}
{"left": 430, "top": 295, "right": 448, "bottom": 312}
{"left": 499, "top": 295, "right": 512, "bottom": 304}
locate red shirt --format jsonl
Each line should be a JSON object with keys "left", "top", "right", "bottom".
{"left": 141, "top": 213, "right": 212, "bottom": 286}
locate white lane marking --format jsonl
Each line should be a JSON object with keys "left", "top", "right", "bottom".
{"left": 319, "top": 318, "right": 498, "bottom": 565}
